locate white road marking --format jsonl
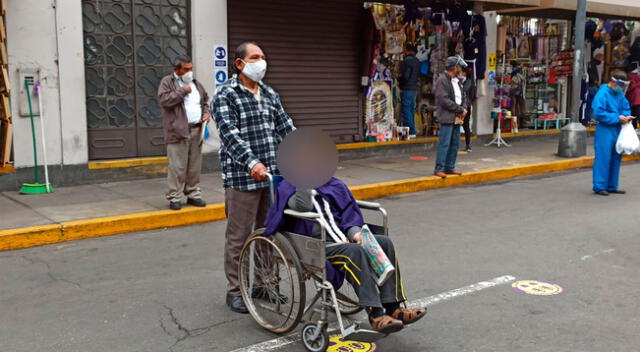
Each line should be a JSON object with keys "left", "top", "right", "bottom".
{"left": 230, "top": 275, "right": 516, "bottom": 352}
{"left": 581, "top": 248, "right": 616, "bottom": 261}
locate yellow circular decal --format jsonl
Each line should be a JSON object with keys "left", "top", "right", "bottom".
{"left": 512, "top": 280, "right": 563, "bottom": 296}
{"left": 328, "top": 334, "right": 377, "bottom": 352}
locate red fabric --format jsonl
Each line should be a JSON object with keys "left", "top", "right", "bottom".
{"left": 626, "top": 73, "right": 640, "bottom": 106}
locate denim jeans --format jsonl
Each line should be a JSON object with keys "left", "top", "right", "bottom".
{"left": 401, "top": 90, "right": 417, "bottom": 135}
{"left": 435, "top": 124, "right": 460, "bottom": 172}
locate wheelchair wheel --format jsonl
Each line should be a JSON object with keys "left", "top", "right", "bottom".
{"left": 301, "top": 323, "right": 328, "bottom": 352}
{"left": 239, "top": 229, "right": 305, "bottom": 334}
{"left": 336, "top": 283, "right": 364, "bottom": 316}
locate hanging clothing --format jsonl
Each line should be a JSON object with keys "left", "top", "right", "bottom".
{"left": 472, "top": 15, "right": 487, "bottom": 79}
{"left": 591, "top": 85, "right": 631, "bottom": 193}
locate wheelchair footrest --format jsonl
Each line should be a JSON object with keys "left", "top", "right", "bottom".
{"left": 342, "top": 324, "right": 385, "bottom": 343}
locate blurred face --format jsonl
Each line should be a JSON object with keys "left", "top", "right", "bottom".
{"left": 235, "top": 44, "right": 266, "bottom": 72}
{"left": 174, "top": 61, "right": 192, "bottom": 76}
{"left": 594, "top": 54, "right": 604, "bottom": 62}
{"left": 277, "top": 129, "right": 338, "bottom": 189}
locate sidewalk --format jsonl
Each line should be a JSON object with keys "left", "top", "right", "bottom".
{"left": 1, "top": 135, "right": 638, "bottom": 251}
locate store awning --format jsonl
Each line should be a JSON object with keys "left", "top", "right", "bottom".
{"left": 496, "top": 0, "right": 640, "bottom": 20}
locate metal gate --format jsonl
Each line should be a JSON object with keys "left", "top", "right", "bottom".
{"left": 82, "top": 0, "right": 190, "bottom": 159}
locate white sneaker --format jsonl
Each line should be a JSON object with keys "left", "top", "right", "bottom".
{"left": 409, "top": 134, "right": 417, "bottom": 139}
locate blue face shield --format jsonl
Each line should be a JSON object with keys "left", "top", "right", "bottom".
{"left": 612, "top": 78, "right": 629, "bottom": 94}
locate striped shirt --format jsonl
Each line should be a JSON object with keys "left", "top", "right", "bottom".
{"left": 212, "top": 74, "right": 295, "bottom": 191}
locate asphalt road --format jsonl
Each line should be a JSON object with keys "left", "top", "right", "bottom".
{"left": 1, "top": 164, "right": 639, "bottom": 352}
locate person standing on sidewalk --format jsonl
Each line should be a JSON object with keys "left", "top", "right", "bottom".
{"left": 399, "top": 43, "right": 421, "bottom": 138}
{"left": 625, "top": 67, "right": 640, "bottom": 129}
{"left": 433, "top": 55, "right": 468, "bottom": 178}
{"left": 592, "top": 70, "right": 634, "bottom": 196}
{"left": 460, "top": 67, "right": 474, "bottom": 152}
{"left": 212, "top": 42, "right": 295, "bottom": 313}
{"left": 158, "top": 56, "right": 211, "bottom": 211}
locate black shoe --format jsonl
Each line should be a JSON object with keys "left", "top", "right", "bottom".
{"left": 595, "top": 190, "right": 609, "bottom": 196}
{"left": 608, "top": 189, "right": 626, "bottom": 194}
{"left": 226, "top": 295, "right": 249, "bottom": 314}
{"left": 252, "top": 287, "right": 288, "bottom": 304}
{"left": 169, "top": 202, "right": 182, "bottom": 210}
{"left": 465, "top": 146, "right": 472, "bottom": 152}
{"left": 187, "top": 198, "right": 206, "bottom": 207}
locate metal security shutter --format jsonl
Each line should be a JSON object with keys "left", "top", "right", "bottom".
{"left": 228, "top": 0, "right": 363, "bottom": 143}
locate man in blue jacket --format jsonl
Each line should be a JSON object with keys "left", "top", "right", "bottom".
{"left": 399, "top": 43, "right": 421, "bottom": 138}
{"left": 592, "top": 71, "right": 635, "bottom": 196}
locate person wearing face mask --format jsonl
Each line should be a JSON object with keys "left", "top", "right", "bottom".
{"left": 591, "top": 70, "right": 635, "bottom": 196}
{"left": 433, "top": 55, "right": 468, "bottom": 179}
{"left": 212, "top": 42, "right": 295, "bottom": 314}
{"left": 157, "top": 56, "right": 211, "bottom": 211}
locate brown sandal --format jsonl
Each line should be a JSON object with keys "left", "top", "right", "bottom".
{"left": 391, "top": 307, "right": 427, "bottom": 325}
{"left": 369, "top": 315, "right": 404, "bottom": 334}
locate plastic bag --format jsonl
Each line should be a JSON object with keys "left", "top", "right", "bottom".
{"left": 359, "top": 225, "right": 395, "bottom": 287}
{"left": 615, "top": 122, "right": 640, "bottom": 155}
{"left": 202, "top": 121, "right": 221, "bottom": 154}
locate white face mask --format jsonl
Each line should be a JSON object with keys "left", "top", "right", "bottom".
{"left": 241, "top": 59, "right": 267, "bottom": 82}
{"left": 181, "top": 71, "right": 194, "bottom": 84}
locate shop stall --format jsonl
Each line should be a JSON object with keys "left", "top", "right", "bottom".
{"left": 362, "top": 2, "right": 489, "bottom": 142}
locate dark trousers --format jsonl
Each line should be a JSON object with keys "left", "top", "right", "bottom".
{"left": 224, "top": 188, "right": 269, "bottom": 296}
{"left": 401, "top": 90, "right": 417, "bottom": 135}
{"left": 435, "top": 123, "right": 461, "bottom": 172}
{"left": 327, "top": 235, "right": 406, "bottom": 308}
{"left": 462, "top": 106, "right": 472, "bottom": 148}
{"left": 632, "top": 105, "right": 640, "bottom": 129}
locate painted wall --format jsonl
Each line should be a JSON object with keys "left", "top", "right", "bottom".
{"left": 6, "top": 0, "right": 65, "bottom": 168}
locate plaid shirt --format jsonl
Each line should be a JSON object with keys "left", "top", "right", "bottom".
{"left": 212, "top": 75, "right": 295, "bottom": 191}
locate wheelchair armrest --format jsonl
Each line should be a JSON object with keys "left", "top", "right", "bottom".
{"left": 284, "top": 209, "right": 321, "bottom": 220}
{"left": 356, "top": 200, "right": 382, "bottom": 210}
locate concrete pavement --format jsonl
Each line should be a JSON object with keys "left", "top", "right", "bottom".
{"left": 0, "top": 164, "right": 638, "bottom": 351}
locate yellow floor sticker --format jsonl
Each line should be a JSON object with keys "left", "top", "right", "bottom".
{"left": 328, "top": 334, "right": 377, "bottom": 351}
{"left": 512, "top": 280, "right": 563, "bottom": 296}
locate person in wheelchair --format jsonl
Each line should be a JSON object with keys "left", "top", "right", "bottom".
{"left": 264, "top": 130, "right": 426, "bottom": 335}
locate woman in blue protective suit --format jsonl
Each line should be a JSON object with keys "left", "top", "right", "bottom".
{"left": 592, "top": 70, "right": 635, "bottom": 196}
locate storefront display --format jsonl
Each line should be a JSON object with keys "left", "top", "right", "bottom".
{"left": 363, "top": 2, "right": 485, "bottom": 142}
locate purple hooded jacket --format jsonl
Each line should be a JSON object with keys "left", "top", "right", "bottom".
{"left": 264, "top": 177, "right": 366, "bottom": 289}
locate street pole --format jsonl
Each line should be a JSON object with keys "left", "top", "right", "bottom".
{"left": 558, "top": 0, "right": 588, "bottom": 157}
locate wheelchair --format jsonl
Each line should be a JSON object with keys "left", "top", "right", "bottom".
{"left": 238, "top": 174, "right": 391, "bottom": 352}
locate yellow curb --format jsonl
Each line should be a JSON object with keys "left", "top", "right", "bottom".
{"left": 0, "top": 224, "right": 63, "bottom": 251}
{"left": 0, "top": 164, "right": 15, "bottom": 174}
{"left": 498, "top": 127, "right": 596, "bottom": 139}
{"left": 337, "top": 136, "right": 477, "bottom": 150}
{"left": 88, "top": 156, "right": 168, "bottom": 170}
{"left": 1, "top": 154, "right": 639, "bottom": 251}
{"left": 0, "top": 204, "right": 226, "bottom": 251}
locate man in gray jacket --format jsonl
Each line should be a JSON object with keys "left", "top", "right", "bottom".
{"left": 158, "top": 56, "right": 211, "bottom": 210}
{"left": 433, "top": 55, "right": 468, "bottom": 178}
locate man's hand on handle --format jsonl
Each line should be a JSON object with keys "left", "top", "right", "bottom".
{"left": 250, "top": 163, "right": 268, "bottom": 182}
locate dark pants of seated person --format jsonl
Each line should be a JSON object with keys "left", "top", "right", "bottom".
{"left": 326, "top": 235, "right": 406, "bottom": 313}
